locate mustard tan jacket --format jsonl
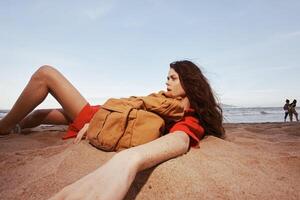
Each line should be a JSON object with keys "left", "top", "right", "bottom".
{"left": 87, "top": 91, "right": 184, "bottom": 151}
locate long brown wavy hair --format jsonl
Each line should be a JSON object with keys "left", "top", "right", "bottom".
{"left": 170, "top": 60, "right": 225, "bottom": 138}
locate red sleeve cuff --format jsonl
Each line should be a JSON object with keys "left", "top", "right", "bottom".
{"left": 169, "top": 116, "right": 204, "bottom": 148}
{"left": 170, "top": 124, "right": 200, "bottom": 145}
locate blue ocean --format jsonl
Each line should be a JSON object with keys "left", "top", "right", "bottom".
{"left": 0, "top": 107, "right": 290, "bottom": 123}
{"left": 222, "top": 107, "right": 286, "bottom": 123}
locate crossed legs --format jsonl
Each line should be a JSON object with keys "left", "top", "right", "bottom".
{"left": 19, "top": 109, "right": 71, "bottom": 129}
{"left": 0, "top": 65, "right": 88, "bottom": 134}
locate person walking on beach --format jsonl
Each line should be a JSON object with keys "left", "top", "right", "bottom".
{"left": 283, "top": 99, "right": 291, "bottom": 122}
{"left": 289, "top": 99, "right": 299, "bottom": 122}
{"left": 0, "top": 60, "right": 224, "bottom": 199}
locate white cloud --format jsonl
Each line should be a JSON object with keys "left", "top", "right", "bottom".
{"left": 267, "top": 65, "right": 298, "bottom": 71}
{"left": 282, "top": 30, "right": 300, "bottom": 38}
{"left": 273, "top": 30, "right": 300, "bottom": 40}
{"left": 83, "top": 0, "right": 116, "bottom": 20}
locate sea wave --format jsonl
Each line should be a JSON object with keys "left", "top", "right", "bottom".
{"left": 223, "top": 107, "right": 286, "bottom": 123}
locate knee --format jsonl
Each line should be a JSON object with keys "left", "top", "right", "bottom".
{"left": 36, "top": 65, "right": 57, "bottom": 78}
{"left": 31, "top": 65, "right": 56, "bottom": 84}
{"left": 30, "top": 110, "right": 49, "bottom": 121}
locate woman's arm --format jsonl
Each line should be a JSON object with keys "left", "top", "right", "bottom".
{"left": 132, "top": 130, "right": 190, "bottom": 171}
{"left": 50, "top": 131, "right": 190, "bottom": 200}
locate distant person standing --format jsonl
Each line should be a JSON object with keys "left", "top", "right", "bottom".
{"left": 289, "top": 99, "right": 299, "bottom": 122}
{"left": 283, "top": 99, "right": 290, "bottom": 122}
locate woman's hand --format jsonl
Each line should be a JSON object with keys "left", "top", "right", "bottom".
{"left": 49, "top": 150, "right": 140, "bottom": 200}
{"left": 73, "top": 123, "right": 89, "bottom": 144}
{"left": 51, "top": 131, "right": 190, "bottom": 200}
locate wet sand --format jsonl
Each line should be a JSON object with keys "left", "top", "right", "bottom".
{"left": 0, "top": 122, "right": 299, "bottom": 200}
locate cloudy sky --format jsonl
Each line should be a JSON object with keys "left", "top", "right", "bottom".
{"left": 0, "top": 0, "right": 299, "bottom": 109}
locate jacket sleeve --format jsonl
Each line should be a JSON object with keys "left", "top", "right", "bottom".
{"left": 136, "top": 91, "right": 185, "bottom": 122}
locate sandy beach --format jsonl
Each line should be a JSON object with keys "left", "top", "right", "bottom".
{"left": 0, "top": 122, "right": 299, "bottom": 200}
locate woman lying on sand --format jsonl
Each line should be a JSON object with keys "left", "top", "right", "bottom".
{"left": 0, "top": 60, "right": 224, "bottom": 199}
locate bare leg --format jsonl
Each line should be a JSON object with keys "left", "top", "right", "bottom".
{"left": 51, "top": 132, "right": 189, "bottom": 200}
{"left": 0, "top": 65, "right": 87, "bottom": 134}
{"left": 19, "top": 109, "right": 71, "bottom": 129}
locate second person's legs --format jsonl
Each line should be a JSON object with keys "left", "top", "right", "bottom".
{"left": 289, "top": 112, "right": 293, "bottom": 122}
{"left": 294, "top": 111, "right": 299, "bottom": 122}
{"left": 284, "top": 112, "right": 289, "bottom": 122}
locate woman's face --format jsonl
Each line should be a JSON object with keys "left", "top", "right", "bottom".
{"left": 166, "top": 68, "right": 186, "bottom": 98}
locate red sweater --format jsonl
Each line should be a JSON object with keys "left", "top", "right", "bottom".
{"left": 169, "top": 109, "right": 204, "bottom": 148}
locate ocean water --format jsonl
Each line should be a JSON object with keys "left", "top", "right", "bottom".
{"left": 223, "top": 107, "right": 287, "bottom": 123}
{"left": 0, "top": 107, "right": 295, "bottom": 123}
{"left": 0, "top": 110, "right": 9, "bottom": 119}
